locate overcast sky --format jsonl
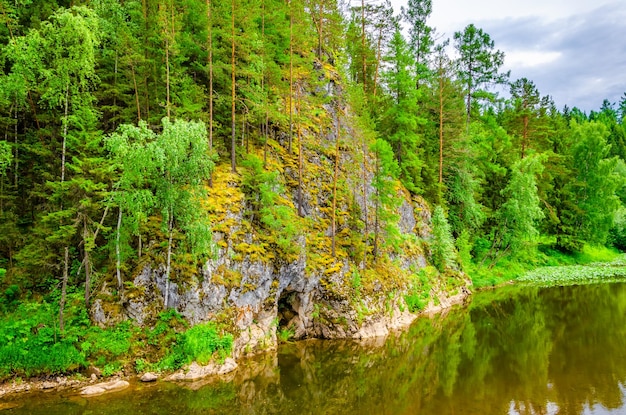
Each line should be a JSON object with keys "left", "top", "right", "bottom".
{"left": 388, "top": 0, "right": 626, "bottom": 113}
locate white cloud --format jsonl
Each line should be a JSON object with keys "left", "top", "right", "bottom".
{"left": 504, "top": 51, "right": 562, "bottom": 69}
{"left": 388, "top": 0, "right": 626, "bottom": 111}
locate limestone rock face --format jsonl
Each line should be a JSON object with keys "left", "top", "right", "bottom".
{"left": 91, "top": 190, "right": 469, "bottom": 357}
{"left": 90, "top": 78, "right": 470, "bottom": 357}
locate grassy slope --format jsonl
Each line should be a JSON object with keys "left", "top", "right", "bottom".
{"left": 469, "top": 243, "right": 624, "bottom": 289}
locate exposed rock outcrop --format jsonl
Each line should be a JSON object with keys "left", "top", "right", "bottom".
{"left": 90, "top": 68, "right": 471, "bottom": 359}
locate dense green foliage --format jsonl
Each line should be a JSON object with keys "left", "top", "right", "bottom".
{"left": 0, "top": 0, "right": 625, "bottom": 379}
{"left": 0, "top": 292, "right": 232, "bottom": 379}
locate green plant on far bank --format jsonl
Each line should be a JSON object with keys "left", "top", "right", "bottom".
{"left": 0, "top": 291, "right": 88, "bottom": 379}
{"left": 518, "top": 255, "right": 626, "bottom": 287}
{"left": 404, "top": 267, "right": 436, "bottom": 312}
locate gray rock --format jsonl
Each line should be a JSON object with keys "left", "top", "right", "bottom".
{"left": 165, "top": 358, "right": 238, "bottom": 382}
{"left": 80, "top": 380, "right": 130, "bottom": 396}
{"left": 140, "top": 372, "right": 158, "bottom": 382}
{"left": 86, "top": 366, "right": 102, "bottom": 378}
{"left": 91, "top": 299, "right": 107, "bottom": 326}
{"left": 41, "top": 381, "right": 56, "bottom": 390}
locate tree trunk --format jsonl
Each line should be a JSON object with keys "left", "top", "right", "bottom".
{"left": 331, "top": 110, "right": 340, "bottom": 257}
{"left": 296, "top": 87, "right": 304, "bottom": 216}
{"left": 361, "top": 0, "right": 366, "bottom": 92}
{"left": 317, "top": 2, "right": 323, "bottom": 59}
{"left": 144, "top": 72, "right": 150, "bottom": 123}
{"left": 113, "top": 49, "right": 119, "bottom": 129}
{"left": 116, "top": 207, "right": 123, "bottom": 290}
{"left": 465, "top": 65, "right": 473, "bottom": 129}
{"left": 83, "top": 217, "right": 91, "bottom": 308}
{"left": 59, "top": 246, "right": 69, "bottom": 332}
{"left": 164, "top": 8, "right": 171, "bottom": 119}
{"left": 439, "top": 70, "right": 444, "bottom": 185}
{"left": 372, "top": 26, "right": 384, "bottom": 97}
{"left": 373, "top": 153, "right": 379, "bottom": 260}
{"left": 13, "top": 103, "right": 18, "bottom": 188}
{"left": 207, "top": 0, "right": 214, "bottom": 186}
{"left": 521, "top": 115, "right": 528, "bottom": 159}
{"left": 262, "top": 0, "right": 268, "bottom": 167}
{"left": 164, "top": 213, "right": 174, "bottom": 309}
{"left": 362, "top": 131, "right": 368, "bottom": 259}
{"left": 131, "top": 63, "right": 142, "bottom": 122}
{"left": 288, "top": 0, "right": 293, "bottom": 155}
{"left": 231, "top": 0, "right": 237, "bottom": 173}
{"left": 61, "top": 84, "right": 69, "bottom": 183}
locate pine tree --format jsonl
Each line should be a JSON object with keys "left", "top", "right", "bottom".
{"left": 431, "top": 205, "right": 456, "bottom": 272}
{"left": 380, "top": 29, "right": 423, "bottom": 194}
{"left": 454, "top": 24, "right": 509, "bottom": 126}
{"left": 401, "top": 0, "right": 433, "bottom": 88}
{"left": 370, "top": 138, "right": 400, "bottom": 260}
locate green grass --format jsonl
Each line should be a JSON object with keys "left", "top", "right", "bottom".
{"left": 157, "top": 322, "right": 233, "bottom": 370}
{"left": 518, "top": 255, "right": 626, "bottom": 287}
{"left": 0, "top": 291, "right": 233, "bottom": 380}
{"left": 468, "top": 244, "right": 622, "bottom": 289}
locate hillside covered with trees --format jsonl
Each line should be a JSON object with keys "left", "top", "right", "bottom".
{"left": 0, "top": 0, "right": 625, "bottom": 379}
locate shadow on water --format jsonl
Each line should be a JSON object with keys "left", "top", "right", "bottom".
{"left": 4, "top": 283, "right": 626, "bottom": 414}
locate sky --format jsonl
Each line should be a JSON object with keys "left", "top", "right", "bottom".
{"left": 388, "top": 0, "right": 626, "bottom": 113}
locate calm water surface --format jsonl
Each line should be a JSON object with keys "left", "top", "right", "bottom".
{"left": 4, "top": 283, "right": 626, "bottom": 414}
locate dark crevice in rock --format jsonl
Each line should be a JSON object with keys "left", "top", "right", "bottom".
{"left": 277, "top": 291, "right": 298, "bottom": 331}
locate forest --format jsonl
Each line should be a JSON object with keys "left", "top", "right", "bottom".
{"left": 0, "top": 0, "right": 625, "bottom": 379}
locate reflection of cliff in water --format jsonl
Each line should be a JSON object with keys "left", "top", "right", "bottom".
{"left": 241, "top": 283, "right": 626, "bottom": 415}
{"left": 6, "top": 283, "right": 626, "bottom": 415}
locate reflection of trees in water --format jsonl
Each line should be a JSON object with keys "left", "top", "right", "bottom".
{"left": 12, "top": 284, "right": 626, "bottom": 415}
{"left": 546, "top": 284, "right": 626, "bottom": 414}
{"left": 233, "top": 283, "right": 626, "bottom": 415}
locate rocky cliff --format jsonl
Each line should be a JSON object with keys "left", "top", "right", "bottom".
{"left": 91, "top": 65, "right": 470, "bottom": 358}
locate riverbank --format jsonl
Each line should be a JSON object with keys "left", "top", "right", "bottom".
{"left": 0, "top": 283, "right": 471, "bottom": 401}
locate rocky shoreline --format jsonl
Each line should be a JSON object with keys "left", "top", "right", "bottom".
{"left": 0, "top": 287, "right": 470, "bottom": 403}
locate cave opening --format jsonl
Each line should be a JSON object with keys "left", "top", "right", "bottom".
{"left": 277, "top": 291, "right": 298, "bottom": 331}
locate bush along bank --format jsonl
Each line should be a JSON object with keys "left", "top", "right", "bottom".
{"left": 0, "top": 290, "right": 233, "bottom": 384}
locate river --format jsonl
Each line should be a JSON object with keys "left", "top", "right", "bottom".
{"left": 3, "top": 282, "right": 626, "bottom": 414}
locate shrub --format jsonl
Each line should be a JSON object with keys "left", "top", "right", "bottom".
{"left": 404, "top": 268, "right": 435, "bottom": 312}
{"left": 0, "top": 299, "right": 86, "bottom": 378}
{"left": 158, "top": 322, "right": 233, "bottom": 370}
{"left": 83, "top": 321, "right": 133, "bottom": 361}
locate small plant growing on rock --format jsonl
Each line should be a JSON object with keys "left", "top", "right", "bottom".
{"left": 278, "top": 327, "right": 295, "bottom": 343}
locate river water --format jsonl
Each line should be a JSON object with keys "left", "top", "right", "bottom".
{"left": 3, "top": 283, "right": 626, "bottom": 414}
